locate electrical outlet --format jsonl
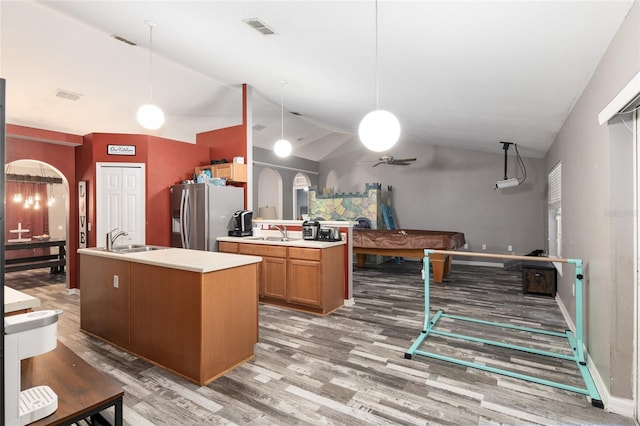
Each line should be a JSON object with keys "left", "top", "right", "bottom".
{"left": 482, "top": 244, "right": 487, "bottom": 250}
{"left": 507, "top": 245, "right": 513, "bottom": 252}
{"left": 463, "top": 243, "right": 469, "bottom": 249}
{"left": 113, "top": 275, "right": 119, "bottom": 288}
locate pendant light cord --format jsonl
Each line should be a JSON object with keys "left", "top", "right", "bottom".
{"left": 374, "top": 0, "right": 379, "bottom": 110}
{"left": 146, "top": 20, "right": 156, "bottom": 102}
{"left": 280, "top": 81, "right": 285, "bottom": 140}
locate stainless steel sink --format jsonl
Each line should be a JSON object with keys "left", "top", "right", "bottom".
{"left": 245, "top": 236, "right": 300, "bottom": 242}
{"left": 110, "top": 245, "right": 168, "bottom": 254}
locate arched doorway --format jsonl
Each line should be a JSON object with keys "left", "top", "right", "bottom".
{"left": 4, "top": 160, "right": 70, "bottom": 287}
{"left": 257, "top": 167, "right": 283, "bottom": 219}
{"left": 292, "top": 172, "right": 311, "bottom": 220}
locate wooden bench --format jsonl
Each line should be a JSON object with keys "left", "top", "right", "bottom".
{"left": 5, "top": 239, "right": 66, "bottom": 274}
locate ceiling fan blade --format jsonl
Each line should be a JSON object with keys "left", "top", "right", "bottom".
{"left": 388, "top": 161, "right": 410, "bottom": 166}
{"left": 393, "top": 158, "right": 417, "bottom": 163}
{"left": 372, "top": 161, "right": 384, "bottom": 167}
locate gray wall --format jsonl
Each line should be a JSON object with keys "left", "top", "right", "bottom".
{"left": 318, "top": 139, "right": 546, "bottom": 260}
{"left": 544, "top": 1, "right": 639, "bottom": 400}
{"left": 252, "top": 147, "right": 319, "bottom": 220}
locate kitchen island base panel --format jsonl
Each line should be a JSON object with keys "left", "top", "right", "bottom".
{"left": 79, "top": 252, "right": 259, "bottom": 387}
{"left": 130, "top": 262, "right": 259, "bottom": 385}
{"left": 81, "top": 328, "right": 256, "bottom": 387}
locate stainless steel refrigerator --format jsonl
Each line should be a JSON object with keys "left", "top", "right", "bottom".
{"left": 170, "top": 184, "right": 244, "bottom": 251}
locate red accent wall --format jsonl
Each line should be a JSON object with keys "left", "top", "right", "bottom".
{"left": 6, "top": 125, "right": 79, "bottom": 288}
{"left": 78, "top": 133, "right": 210, "bottom": 251}
{"left": 196, "top": 84, "right": 249, "bottom": 205}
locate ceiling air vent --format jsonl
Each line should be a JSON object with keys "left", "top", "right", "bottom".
{"left": 111, "top": 34, "right": 137, "bottom": 46}
{"left": 243, "top": 18, "right": 277, "bottom": 36}
{"left": 54, "top": 89, "right": 83, "bottom": 101}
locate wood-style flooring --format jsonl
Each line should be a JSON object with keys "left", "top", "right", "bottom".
{"left": 4, "top": 261, "right": 634, "bottom": 425}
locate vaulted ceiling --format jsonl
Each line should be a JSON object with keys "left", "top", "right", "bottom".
{"left": 0, "top": 1, "right": 634, "bottom": 161}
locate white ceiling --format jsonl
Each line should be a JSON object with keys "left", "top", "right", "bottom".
{"left": 0, "top": 1, "right": 634, "bottom": 161}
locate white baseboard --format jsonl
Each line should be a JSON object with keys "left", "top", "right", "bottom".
{"left": 586, "top": 353, "right": 635, "bottom": 417}
{"left": 557, "top": 295, "right": 634, "bottom": 418}
{"left": 344, "top": 298, "right": 355, "bottom": 307}
{"left": 556, "top": 294, "right": 576, "bottom": 332}
{"left": 68, "top": 288, "right": 80, "bottom": 296}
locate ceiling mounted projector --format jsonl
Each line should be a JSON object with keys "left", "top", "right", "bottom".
{"left": 494, "top": 141, "right": 526, "bottom": 190}
{"left": 495, "top": 178, "right": 520, "bottom": 189}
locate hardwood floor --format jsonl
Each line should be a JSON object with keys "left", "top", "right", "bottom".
{"left": 5, "top": 262, "right": 634, "bottom": 425}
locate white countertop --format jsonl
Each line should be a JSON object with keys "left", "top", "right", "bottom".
{"left": 78, "top": 247, "right": 262, "bottom": 273}
{"left": 218, "top": 230, "right": 347, "bottom": 249}
{"left": 252, "top": 219, "right": 354, "bottom": 228}
{"left": 4, "top": 286, "right": 40, "bottom": 314}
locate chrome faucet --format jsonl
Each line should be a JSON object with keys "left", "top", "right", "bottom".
{"left": 106, "top": 228, "right": 128, "bottom": 251}
{"left": 270, "top": 224, "right": 288, "bottom": 241}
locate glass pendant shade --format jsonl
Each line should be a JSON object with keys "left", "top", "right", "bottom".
{"left": 274, "top": 139, "right": 292, "bottom": 158}
{"left": 137, "top": 104, "right": 165, "bottom": 130}
{"left": 358, "top": 109, "right": 401, "bottom": 152}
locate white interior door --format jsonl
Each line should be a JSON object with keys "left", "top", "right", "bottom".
{"left": 96, "top": 163, "right": 145, "bottom": 247}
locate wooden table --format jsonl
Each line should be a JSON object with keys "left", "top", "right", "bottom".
{"left": 5, "top": 239, "right": 66, "bottom": 273}
{"left": 21, "top": 341, "right": 123, "bottom": 425}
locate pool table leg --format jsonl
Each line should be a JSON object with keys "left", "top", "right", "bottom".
{"left": 430, "top": 254, "right": 450, "bottom": 283}
{"left": 356, "top": 254, "right": 366, "bottom": 268}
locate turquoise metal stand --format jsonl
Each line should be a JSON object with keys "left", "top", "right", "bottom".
{"left": 405, "top": 249, "right": 603, "bottom": 408}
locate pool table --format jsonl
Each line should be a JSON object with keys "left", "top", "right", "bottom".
{"left": 352, "top": 229, "right": 466, "bottom": 283}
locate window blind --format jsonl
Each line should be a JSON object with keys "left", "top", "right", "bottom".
{"left": 548, "top": 162, "right": 561, "bottom": 208}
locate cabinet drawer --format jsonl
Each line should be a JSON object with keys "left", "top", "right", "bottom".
{"left": 288, "top": 247, "right": 322, "bottom": 261}
{"left": 238, "top": 243, "right": 287, "bottom": 258}
{"left": 218, "top": 242, "right": 238, "bottom": 253}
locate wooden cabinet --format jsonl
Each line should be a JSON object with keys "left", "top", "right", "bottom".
{"left": 220, "top": 242, "right": 344, "bottom": 315}
{"left": 288, "top": 258, "right": 322, "bottom": 307}
{"left": 79, "top": 253, "right": 259, "bottom": 386}
{"left": 522, "top": 261, "right": 557, "bottom": 297}
{"left": 213, "top": 163, "right": 246, "bottom": 182}
{"left": 195, "top": 163, "right": 247, "bottom": 183}
{"left": 287, "top": 247, "right": 322, "bottom": 307}
{"left": 236, "top": 243, "right": 287, "bottom": 299}
{"left": 79, "top": 255, "right": 131, "bottom": 350}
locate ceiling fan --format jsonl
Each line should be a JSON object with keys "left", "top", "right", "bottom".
{"left": 372, "top": 155, "right": 417, "bottom": 167}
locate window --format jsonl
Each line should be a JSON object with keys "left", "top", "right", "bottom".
{"left": 548, "top": 162, "right": 562, "bottom": 274}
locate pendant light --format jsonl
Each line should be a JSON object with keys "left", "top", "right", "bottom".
{"left": 273, "top": 81, "right": 292, "bottom": 158}
{"left": 137, "top": 20, "right": 165, "bottom": 130}
{"left": 359, "top": 0, "right": 400, "bottom": 152}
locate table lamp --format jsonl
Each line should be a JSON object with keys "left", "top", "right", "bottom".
{"left": 258, "top": 206, "right": 277, "bottom": 220}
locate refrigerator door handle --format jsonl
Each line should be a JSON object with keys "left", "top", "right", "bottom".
{"left": 180, "top": 188, "right": 188, "bottom": 248}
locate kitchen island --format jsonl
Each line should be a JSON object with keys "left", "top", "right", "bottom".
{"left": 218, "top": 231, "right": 346, "bottom": 315}
{"left": 77, "top": 247, "right": 261, "bottom": 386}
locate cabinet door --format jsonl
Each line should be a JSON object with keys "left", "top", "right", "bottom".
{"left": 262, "top": 256, "right": 287, "bottom": 299}
{"left": 213, "top": 163, "right": 247, "bottom": 183}
{"left": 79, "top": 255, "right": 131, "bottom": 349}
{"left": 287, "top": 259, "right": 322, "bottom": 308}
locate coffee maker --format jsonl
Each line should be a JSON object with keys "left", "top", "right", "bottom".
{"left": 229, "top": 210, "right": 253, "bottom": 236}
